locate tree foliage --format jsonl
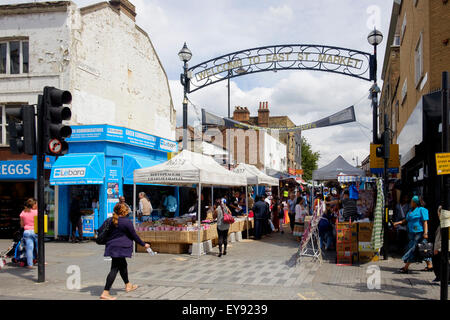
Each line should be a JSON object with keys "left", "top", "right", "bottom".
{"left": 301, "top": 136, "right": 320, "bottom": 182}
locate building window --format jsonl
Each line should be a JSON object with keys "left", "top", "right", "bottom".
{"left": 0, "top": 105, "right": 9, "bottom": 146}
{"left": 0, "top": 40, "right": 29, "bottom": 75}
{"left": 401, "top": 13, "right": 407, "bottom": 44}
{"left": 401, "top": 79, "right": 407, "bottom": 105}
{"left": 393, "top": 35, "right": 400, "bottom": 46}
{"left": 415, "top": 33, "right": 424, "bottom": 87}
{"left": 414, "top": 0, "right": 419, "bottom": 7}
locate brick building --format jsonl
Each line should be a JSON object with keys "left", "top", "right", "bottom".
{"left": 379, "top": 0, "right": 450, "bottom": 227}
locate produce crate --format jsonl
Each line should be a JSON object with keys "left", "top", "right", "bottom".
{"left": 136, "top": 242, "right": 189, "bottom": 254}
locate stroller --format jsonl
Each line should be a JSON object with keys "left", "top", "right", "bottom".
{"left": 0, "top": 230, "right": 37, "bottom": 269}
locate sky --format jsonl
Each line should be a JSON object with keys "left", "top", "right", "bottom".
{"left": 1, "top": 0, "right": 394, "bottom": 167}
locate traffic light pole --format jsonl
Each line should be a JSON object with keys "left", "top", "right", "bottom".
{"left": 383, "top": 114, "right": 390, "bottom": 261}
{"left": 37, "top": 96, "right": 45, "bottom": 283}
{"left": 441, "top": 71, "right": 449, "bottom": 301}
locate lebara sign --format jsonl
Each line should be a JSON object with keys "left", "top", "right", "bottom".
{"left": 53, "top": 168, "right": 87, "bottom": 178}
{"left": 0, "top": 160, "right": 36, "bottom": 180}
{"left": 67, "top": 125, "right": 178, "bottom": 153}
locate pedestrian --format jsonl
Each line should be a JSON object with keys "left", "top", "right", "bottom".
{"left": 213, "top": 199, "right": 230, "bottom": 257}
{"left": 326, "top": 190, "right": 358, "bottom": 222}
{"left": 138, "top": 192, "right": 152, "bottom": 222}
{"left": 318, "top": 203, "right": 334, "bottom": 251}
{"left": 70, "top": 195, "right": 83, "bottom": 243}
{"left": 271, "top": 197, "right": 281, "bottom": 232}
{"left": 19, "top": 198, "right": 38, "bottom": 269}
{"left": 393, "top": 195, "right": 433, "bottom": 274}
{"left": 100, "top": 203, "right": 150, "bottom": 300}
{"left": 287, "top": 193, "right": 297, "bottom": 233}
{"left": 252, "top": 196, "right": 268, "bottom": 240}
{"left": 294, "top": 197, "right": 308, "bottom": 240}
{"left": 432, "top": 206, "right": 450, "bottom": 283}
{"left": 394, "top": 194, "right": 410, "bottom": 253}
{"left": 278, "top": 202, "right": 285, "bottom": 234}
{"left": 119, "top": 196, "right": 132, "bottom": 215}
{"left": 228, "top": 191, "right": 242, "bottom": 216}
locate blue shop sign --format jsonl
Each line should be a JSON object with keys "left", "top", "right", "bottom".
{"left": 0, "top": 159, "right": 36, "bottom": 180}
{"left": 67, "top": 125, "right": 178, "bottom": 153}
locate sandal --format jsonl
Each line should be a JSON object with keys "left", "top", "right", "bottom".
{"left": 125, "top": 284, "right": 138, "bottom": 293}
{"left": 399, "top": 267, "right": 409, "bottom": 274}
{"left": 100, "top": 295, "right": 117, "bottom": 300}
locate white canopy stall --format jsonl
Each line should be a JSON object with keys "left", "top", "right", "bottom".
{"left": 133, "top": 150, "right": 247, "bottom": 257}
{"left": 233, "top": 163, "right": 279, "bottom": 237}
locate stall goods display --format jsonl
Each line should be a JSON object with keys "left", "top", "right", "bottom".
{"left": 356, "top": 190, "right": 375, "bottom": 219}
{"left": 136, "top": 242, "right": 189, "bottom": 254}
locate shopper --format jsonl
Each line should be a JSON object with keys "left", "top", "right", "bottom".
{"left": 252, "top": 196, "right": 268, "bottom": 240}
{"left": 287, "top": 193, "right": 297, "bottom": 233}
{"left": 19, "top": 198, "right": 38, "bottom": 269}
{"left": 318, "top": 204, "right": 334, "bottom": 251}
{"left": 393, "top": 196, "right": 433, "bottom": 274}
{"left": 228, "top": 191, "right": 242, "bottom": 216}
{"left": 119, "top": 196, "right": 132, "bottom": 215}
{"left": 138, "top": 192, "right": 152, "bottom": 222}
{"left": 326, "top": 190, "right": 358, "bottom": 222}
{"left": 213, "top": 199, "right": 230, "bottom": 257}
{"left": 70, "top": 195, "right": 83, "bottom": 243}
{"left": 278, "top": 202, "right": 285, "bottom": 234}
{"left": 432, "top": 206, "right": 450, "bottom": 283}
{"left": 394, "top": 194, "right": 410, "bottom": 253}
{"left": 100, "top": 203, "right": 150, "bottom": 300}
{"left": 294, "top": 197, "right": 308, "bottom": 239}
{"left": 271, "top": 197, "right": 281, "bottom": 232}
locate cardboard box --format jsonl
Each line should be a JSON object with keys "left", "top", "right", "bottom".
{"left": 336, "top": 222, "right": 357, "bottom": 233}
{"left": 337, "top": 230, "right": 352, "bottom": 241}
{"left": 358, "top": 251, "right": 380, "bottom": 263}
{"left": 358, "top": 222, "right": 373, "bottom": 233}
{"left": 358, "top": 230, "right": 372, "bottom": 242}
{"left": 358, "top": 242, "right": 374, "bottom": 252}
{"left": 336, "top": 242, "right": 352, "bottom": 252}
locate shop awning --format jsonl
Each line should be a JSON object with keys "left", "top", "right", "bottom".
{"left": 123, "top": 155, "right": 161, "bottom": 185}
{"left": 50, "top": 153, "right": 105, "bottom": 186}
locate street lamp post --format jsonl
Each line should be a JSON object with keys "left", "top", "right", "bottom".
{"left": 228, "top": 70, "right": 231, "bottom": 170}
{"left": 367, "top": 28, "right": 383, "bottom": 144}
{"left": 368, "top": 28, "right": 389, "bottom": 260}
{"left": 178, "top": 43, "right": 192, "bottom": 151}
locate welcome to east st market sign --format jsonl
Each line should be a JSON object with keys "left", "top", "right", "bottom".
{"left": 188, "top": 44, "right": 374, "bottom": 93}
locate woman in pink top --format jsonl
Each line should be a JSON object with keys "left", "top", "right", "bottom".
{"left": 19, "top": 198, "right": 38, "bottom": 268}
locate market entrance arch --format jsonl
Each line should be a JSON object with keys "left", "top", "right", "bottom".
{"left": 185, "top": 44, "right": 375, "bottom": 94}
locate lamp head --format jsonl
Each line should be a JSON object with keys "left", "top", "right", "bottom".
{"left": 367, "top": 28, "right": 383, "bottom": 46}
{"left": 178, "top": 42, "right": 192, "bottom": 63}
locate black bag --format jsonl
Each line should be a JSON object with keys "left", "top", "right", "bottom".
{"left": 96, "top": 218, "right": 113, "bottom": 245}
{"left": 417, "top": 240, "right": 433, "bottom": 260}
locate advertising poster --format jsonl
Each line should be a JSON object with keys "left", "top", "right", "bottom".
{"left": 357, "top": 190, "right": 375, "bottom": 219}
{"left": 107, "top": 182, "right": 120, "bottom": 199}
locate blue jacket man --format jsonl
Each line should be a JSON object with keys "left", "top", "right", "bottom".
{"left": 252, "top": 196, "right": 268, "bottom": 240}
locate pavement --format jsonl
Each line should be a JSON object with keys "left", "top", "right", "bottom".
{"left": 0, "top": 225, "right": 445, "bottom": 300}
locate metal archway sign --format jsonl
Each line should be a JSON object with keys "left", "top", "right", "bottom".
{"left": 187, "top": 44, "right": 375, "bottom": 93}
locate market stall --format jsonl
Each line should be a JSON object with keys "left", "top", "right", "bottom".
{"left": 232, "top": 163, "right": 279, "bottom": 237}
{"left": 133, "top": 150, "right": 247, "bottom": 257}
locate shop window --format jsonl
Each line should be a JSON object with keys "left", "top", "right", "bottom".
{"left": 0, "top": 105, "right": 8, "bottom": 146}
{"left": 0, "top": 39, "right": 29, "bottom": 75}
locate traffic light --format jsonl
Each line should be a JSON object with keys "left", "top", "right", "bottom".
{"left": 41, "top": 86, "right": 72, "bottom": 155}
{"left": 6, "top": 106, "right": 36, "bottom": 155}
{"left": 375, "top": 144, "right": 385, "bottom": 158}
{"left": 375, "top": 131, "right": 391, "bottom": 159}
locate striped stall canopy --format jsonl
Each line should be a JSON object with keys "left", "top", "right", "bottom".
{"left": 337, "top": 175, "right": 377, "bottom": 183}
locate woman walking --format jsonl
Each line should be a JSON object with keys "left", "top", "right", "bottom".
{"left": 393, "top": 196, "right": 433, "bottom": 274}
{"left": 19, "top": 198, "right": 38, "bottom": 269}
{"left": 100, "top": 203, "right": 150, "bottom": 300}
{"left": 213, "top": 199, "right": 230, "bottom": 257}
{"left": 294, "top": 197, "right": 308, "bottom": 240}
{"left": 271, "top": 197, "right": 281, "bottom": 232}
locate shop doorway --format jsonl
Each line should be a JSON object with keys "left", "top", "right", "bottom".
{"left": 0, "top": 181, "right": 34, "bottom": 239}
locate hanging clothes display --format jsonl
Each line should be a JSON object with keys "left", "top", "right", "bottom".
{"left": 371, "top": 178, "right": 384, "bottom": 251}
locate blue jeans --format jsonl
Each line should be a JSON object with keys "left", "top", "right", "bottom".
{"left": 23, "top": 230, "right": 37, "bottom": 267}
{"left": 319, "top": 229, "right": 334, "bottom": 250}
{"left": 402, "top": 232, "right": 432, "bottom": 264}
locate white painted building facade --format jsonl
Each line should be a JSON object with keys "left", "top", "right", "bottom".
{"left": 0, "top": 0, "right": 176, "bottom": 146}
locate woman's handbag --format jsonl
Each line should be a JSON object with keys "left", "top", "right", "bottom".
{"left": 96, "top": 218, "right": 112, "bottom": 245}
{"left": 417, "top": 240, "right": 433, "bottom": 260}
{"left": 223, "top": 206, "right": 235, "bottom": 224}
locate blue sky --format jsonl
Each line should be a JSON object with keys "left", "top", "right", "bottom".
{"left": 1, "top": 0, "right": 394, "bottom": 167}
